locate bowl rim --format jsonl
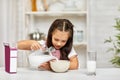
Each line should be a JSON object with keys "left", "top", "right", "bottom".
{"left": 50, "top": 60, "right": 70, "bottom": 72}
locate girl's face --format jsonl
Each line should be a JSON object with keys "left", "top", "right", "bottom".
{"left": 52, "top": 29, "right": 69, "bottom": 50}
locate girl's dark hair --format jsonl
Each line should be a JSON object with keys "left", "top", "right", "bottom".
{"left": 46, "top": 19, "right": 74, "bottom": 60}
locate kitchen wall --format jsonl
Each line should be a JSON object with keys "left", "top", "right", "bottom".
{"left": 0, "top": 0, "right": 10, "bottom": 67}
{"left": 0, "top": 0, "right": 18, "bottom": 67}
{"left": 88, "top": 0, "right": 120, "bottom": 67}
{"left": 0, "top": 0, "right": 120, "bottom": 68}
{"left": 0, "top": 0, "right": 4, "bottom": 67}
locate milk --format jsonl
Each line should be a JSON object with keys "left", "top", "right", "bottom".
{"left": 87, "top": 61, "right": 96, "bottom": 75}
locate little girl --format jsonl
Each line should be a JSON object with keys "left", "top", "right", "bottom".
{"left": 17, "top": 19, "right": 79, "bottom": 70}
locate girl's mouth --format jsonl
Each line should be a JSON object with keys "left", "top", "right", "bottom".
{"left": 55, "top": 46, "right": 61, "bottom": 49}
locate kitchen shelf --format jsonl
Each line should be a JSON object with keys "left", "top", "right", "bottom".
{"left": 73, "top": 42, "right": 87, "bottom": 46}
{"left": 24, "top": 0, "right": 88, "bottom": 46}
{"left": 25, "top": 11, "right": 87, "bottom": 16}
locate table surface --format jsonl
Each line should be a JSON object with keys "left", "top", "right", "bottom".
{"left": 0, "top": 67, "right": 120, "bottom": 80}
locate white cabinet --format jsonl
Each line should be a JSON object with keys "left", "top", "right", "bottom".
{"left": 18, "top": 0, "right": 89, "bottom": 68}
{"left": 24, "top": 0, "right": 88, "bottom": 46}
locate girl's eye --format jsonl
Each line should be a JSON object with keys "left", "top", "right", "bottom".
{"left": 54, "top": 38, "right": 67, "bottom": 43}
{"left": 62, "top": 40, "right": 66, "bottom": 43}
{"left": 54, "top": 39, "right": 59, "bottom": 41}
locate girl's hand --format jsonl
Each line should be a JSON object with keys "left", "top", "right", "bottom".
{"left": 31, "top": 40, "right": 47, "bottom": 51}
{"left": 38, "top": 62, "right": 51, "bottom": 70}
{"left": 30, "top": 41, "right": 42, "bottom": 50}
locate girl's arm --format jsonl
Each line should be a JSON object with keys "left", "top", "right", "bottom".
{"left": 17, "top": 40, "right": 41, "bottom": 50}
{"left": 38, "top": 62, "right": 51, "bottom": 70}
{"left": 38, "top": 55, "right": 79, "bottom": 71}
{"left": 69, "top": 55, "right": 79, "bottom": 70}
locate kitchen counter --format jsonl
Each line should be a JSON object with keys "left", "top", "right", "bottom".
{"left": 0, "top": 67, "right": 120, "bottom": 80}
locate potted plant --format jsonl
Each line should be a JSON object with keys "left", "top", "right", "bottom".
{"left": 104, "top": 18, "right": 120, "bottom": 67}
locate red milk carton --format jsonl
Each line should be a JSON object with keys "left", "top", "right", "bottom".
{"left": 4, "top": 43, "right": 17, "bottom": 74}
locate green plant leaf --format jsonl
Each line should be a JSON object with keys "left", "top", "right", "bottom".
{"left": 114, "top": 18, "right": 120, "bottom": 31}
{"left": 104, "top": 37, "right": 112, "bottom": 43}
{"left": 104, "top": 17, "right": 120, "bottom": 67}
{"left": 116, "top": 34, "right": 120, "bottom": 40}
{"left": 110, "top": 56, "right": 120, "bottom": 66}
{"left": 115, "top": 48, "right": 120, "bottom": 54}
{"left": 106, "top": 48, "right": 114, "bottom": 52}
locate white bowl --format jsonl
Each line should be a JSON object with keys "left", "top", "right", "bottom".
{"left": 28, "top": 55, "right": 56, "bottom": 69}
{"left": 50, "top": 60, "right": 70, "bottom": 73}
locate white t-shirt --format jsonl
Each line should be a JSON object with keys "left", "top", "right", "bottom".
{"left": 38, "top": 40, "right": 77, "bottom": 59}
{"left": 68, "top": 47, "right": 77, "bottom": 59}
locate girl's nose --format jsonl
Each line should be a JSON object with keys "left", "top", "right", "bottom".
{"left": 57, "top": 42, "right": 61, "bottom": 46}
